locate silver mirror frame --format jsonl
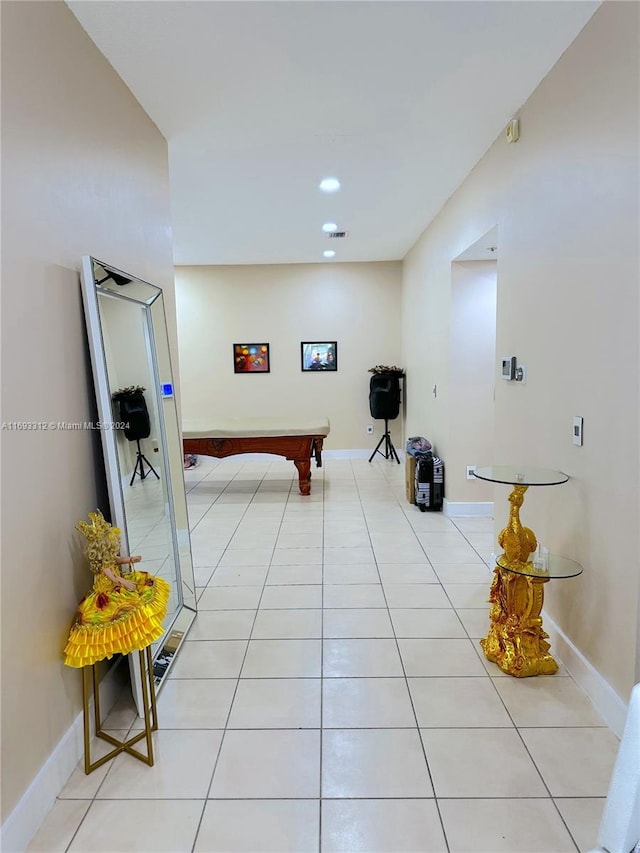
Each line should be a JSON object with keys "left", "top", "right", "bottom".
{"left": 80, "top": 256, "right": 197, "bottom": 712}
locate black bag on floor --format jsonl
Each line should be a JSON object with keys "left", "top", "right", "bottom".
{"left": 415, "top": 452, "right": 444, "bottom": 512}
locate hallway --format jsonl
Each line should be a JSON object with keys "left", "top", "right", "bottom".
{"left": 29, "top": 456, "right": 618, "bottom": 852}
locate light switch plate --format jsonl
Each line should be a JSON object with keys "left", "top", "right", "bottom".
{"left": 501, "top": 356, "right": 516, "bottom": 380}
{"left": 572, "top": 416, "right": 583, "bottom": 446}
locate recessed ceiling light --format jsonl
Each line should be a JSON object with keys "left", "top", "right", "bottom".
{"left": 319, "top": 177, "right": 340, "bottom": 193}
{"left": 322, "top": 222, "right": 337, "bottom": 233}
{"left": 323, "top": 250, "right": 336, "bottom": 258}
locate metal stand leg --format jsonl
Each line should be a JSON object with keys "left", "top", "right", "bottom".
{"left": 82, "top": 646, "right": 158, "bottom": 774}
{"left": 368, "top": 419, "right": 401, "bottom": 464}
{"left": 130, "top": 439, "right": 160, "bottom": 485}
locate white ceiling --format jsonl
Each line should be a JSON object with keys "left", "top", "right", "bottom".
{"left": 67, "top": 1, "right": 599, "bottom": 266}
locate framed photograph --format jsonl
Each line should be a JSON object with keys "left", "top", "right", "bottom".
{"left": 300, "top": 341, "right": 337, "bottom": 372}
{"left": 233, "top": 342, "right": 270, "bottom": 373}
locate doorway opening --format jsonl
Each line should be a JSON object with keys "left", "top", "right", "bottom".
{"left": 447, "top": 226, "right": 498, "bottom": 510}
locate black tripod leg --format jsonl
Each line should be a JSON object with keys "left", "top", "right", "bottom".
{"left": 131, "top": 440, "right": 143, "bottom": 484}
{"left": 385, "top": 432, "right": 401, "bottom": 464}
{"left": 369, "top": 433, "right": 386, "bottom": 463}
{"left": 140, "top": 454, "right": 160, "bottom": 480}
{"left": 130, "top": 454, "right": 142, "bottom": 486}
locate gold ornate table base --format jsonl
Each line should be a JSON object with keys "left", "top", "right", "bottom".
{"left": 82, "top": 645, "right": 158, "bottom": 774}
{"left": 480, "top": 483, "right": 557, "bottom": 677}
{"left": 480, "top": 567, "right": 557, "bottom": 677}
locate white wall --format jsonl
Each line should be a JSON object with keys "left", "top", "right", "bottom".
{"left": 175, "top": 262, "right": 403, "bottom": 451}
{"left": 448, "top": 261, "right": 497, "bottom": 503}
{"left": 402, "top": 2, "right": 639, "bottom": 700}
{"left": 1, "top": 0, "right": 175, "bottom": 825}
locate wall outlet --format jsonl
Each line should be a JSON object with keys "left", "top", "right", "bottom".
{"left": 366, "top": 425, "right": 374, "bottom": 435}
{"left": 466, "top": 465, "right": 476, "bottom": 480}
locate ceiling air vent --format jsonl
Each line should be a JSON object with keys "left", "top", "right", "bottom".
{"left": 326, "top": 231, "right": 349, "bottom": 239}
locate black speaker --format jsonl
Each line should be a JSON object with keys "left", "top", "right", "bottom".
{"left": 113, "top": 388, "right": 151, "bottom": 441}
{"left": 369, "top": 374, "right": 401, "bottom": 420}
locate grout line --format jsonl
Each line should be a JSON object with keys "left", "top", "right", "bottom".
{"left": 192, "top": 459, "right": 292, "bottom": 850}
{"left": 351, "top": 457, "right": 452, "bottom": 853}
{"left": 190, "top": 462, "right": 293, "bottom": 845}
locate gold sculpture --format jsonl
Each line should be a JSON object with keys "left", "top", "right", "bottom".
{"left": 480, "top": 485, "right": 558, "bottom": 677}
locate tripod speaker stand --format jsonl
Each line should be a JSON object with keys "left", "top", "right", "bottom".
{"left": 130, "top": 439, "right": 160, "bottom": 486}
{"left": 368, "top": 372, "right": 402, "bottom": 465}
{"left": 369, "top": 418, "right": 400, "bottom": 464}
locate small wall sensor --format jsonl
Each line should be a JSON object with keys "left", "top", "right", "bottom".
{"left": 161, "top": 383, "right": 174, "bottom": 398}
{"left": 501, "top": 356, "right": 516, "bottom": 381}
{"left": 506, "top": 119, "right": 520, "bottom": 143}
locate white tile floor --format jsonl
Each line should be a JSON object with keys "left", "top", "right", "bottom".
{"left": 30, "top": 456, "right": 619, "bottom": 852}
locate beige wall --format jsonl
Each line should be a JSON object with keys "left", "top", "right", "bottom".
{"left": 1, "top": 1, "right": 175, "bottom": 821}
{"left": 403, "top": 2, "right": 639, "bottom": 699}
{"left": 174, "top": 262, "right": 403, "bottom": 450}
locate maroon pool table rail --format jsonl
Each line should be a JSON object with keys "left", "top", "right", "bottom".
{"left": 182, "top": 433, "right": 325, "bottom": 495}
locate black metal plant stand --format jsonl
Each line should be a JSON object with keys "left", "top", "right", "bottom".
{"left": 130, "top": 439, "right": 160, "bottom": 486}
{"left": 368, "top": 418, "right": 400, "bottom": 464}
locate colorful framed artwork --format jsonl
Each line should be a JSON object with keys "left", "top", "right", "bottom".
{"left": 233, "top": 342, "right": 270, "bottom": 373}
{"left": 301, "top": 341, "right": 338, "bottom": 372}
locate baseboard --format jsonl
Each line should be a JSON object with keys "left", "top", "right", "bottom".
{"left": 444, "top": 500, "right": 494, "bottom": 518}
{"left": 1, "top": 660, "right": 126, "bottom": 853}
{"left": 543, "top": 613, "right": 628, "bottom": 738}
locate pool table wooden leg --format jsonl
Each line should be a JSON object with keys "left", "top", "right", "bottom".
{"left": 294, "top": 458, "right": 312, "bottom": 495}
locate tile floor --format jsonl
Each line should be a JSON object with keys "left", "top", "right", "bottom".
{"left": 29, "top": 456, "right": 619, "bottom": 852}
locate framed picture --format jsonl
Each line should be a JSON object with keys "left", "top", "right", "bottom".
{"left": 233, "top": 342, "right": 270, "bottom": 373}
{"left": 300, "top": 341, "right": 337, "bottom": 372}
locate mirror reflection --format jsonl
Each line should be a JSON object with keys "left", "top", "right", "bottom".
{"left": 81, "top": 257, "right": 197, "bottom": 703}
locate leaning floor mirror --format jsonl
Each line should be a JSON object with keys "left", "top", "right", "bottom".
{"left": 80, "top": 256, "right": 197, "bottom": 713}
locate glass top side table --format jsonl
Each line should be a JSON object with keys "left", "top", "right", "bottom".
{"left": 473, "top": 466, "right": 569, "bottom": 487}
{"left": 472, "top": 465, "right": 581, "bottom": 677}
{"left": 496, "top": 553, "right": 583, "bottom": 580}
